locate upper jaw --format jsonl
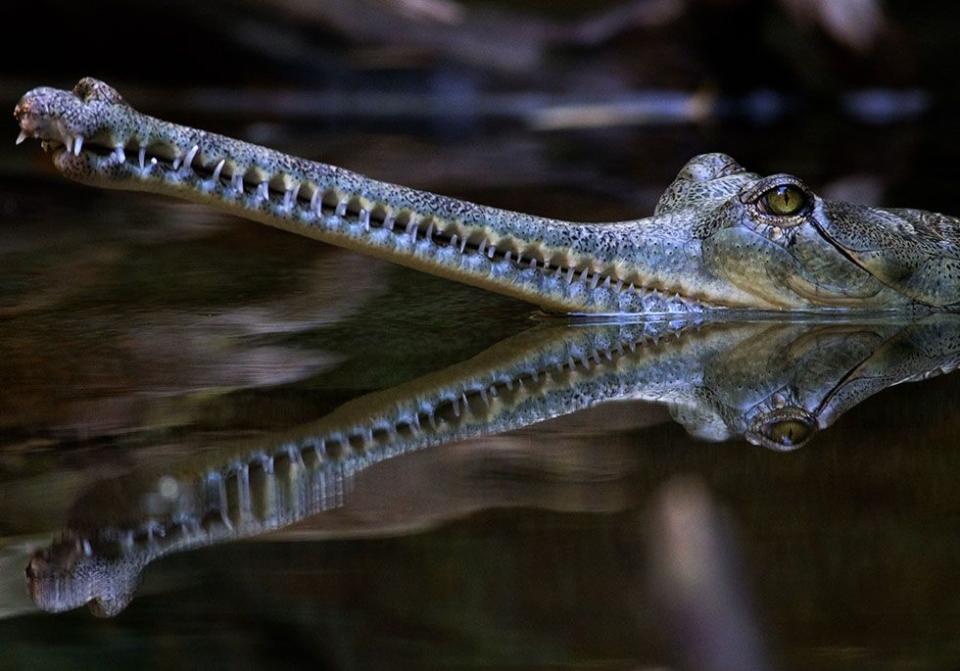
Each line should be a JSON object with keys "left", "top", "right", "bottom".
{"left": 15, "top": 86, "right": 85, "bottom": 154}
{"left": 14, "top": 84, "right": 129, "bottom": 158}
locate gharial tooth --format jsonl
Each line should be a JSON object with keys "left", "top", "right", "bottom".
{"left": 15, "top": 130, "right": 28, "bottom": 145}
{"left": 211, "top": 158, "right": 225, "bottom": 182}
{"left": 138, "top": 146, "right": 146, "bottom": 170}
{"left": 183, "top": 144, "right": 199, "bottom": 170}
{"left": 63, "top": 135, "right": 73, "bottom": 153}
{"left": 112, "top": 145, "right": 124, "bottom": 162}
{"left": 309, "top": 189, "right": 321, "bottom": 214}
{"left": 73, "top": 135, "right": 84, "bottom": 156}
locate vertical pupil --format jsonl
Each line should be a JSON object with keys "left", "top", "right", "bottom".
{"left": 780, "top": 187, "right": 793, "bottom": 209}
{"left": 768, "top": 185, "right": 803, "bottom": 214}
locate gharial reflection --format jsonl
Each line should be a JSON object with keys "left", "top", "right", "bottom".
{"left": 26, "top": 315, "right": 960, "bottom": 616}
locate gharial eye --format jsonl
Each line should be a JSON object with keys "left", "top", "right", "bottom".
{"left": 764, "top": 418, "right": 815, "bottom": 448}
{"left": 747, "top": 410, "right": 817, "bottom": 451}
{"left": 761, "top": 184, "right": 809, "bottom": 216}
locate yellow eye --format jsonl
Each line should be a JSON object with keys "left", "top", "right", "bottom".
{"left": 748, "top": 409, "right": 818, "bottom": 451}
{"left": 762, "top": 184, "right": 808, "bottom": 216}
{"left": 763, "top": 418, "right": 814, "bottom": 448}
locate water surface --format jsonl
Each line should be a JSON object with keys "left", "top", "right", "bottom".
{"left": 3, "top": 118, "right": 960, "bottom": 671}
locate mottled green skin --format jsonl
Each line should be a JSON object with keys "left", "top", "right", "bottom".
{"left": 26, "top": 315, "right": 960, "bottom": 616}
{"left": 15, "top": 78, "right": 960, "bottom": 314}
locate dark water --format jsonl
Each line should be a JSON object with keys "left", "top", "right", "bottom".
{"left": 3, "top": 114, "right": 960, "bottom": 671}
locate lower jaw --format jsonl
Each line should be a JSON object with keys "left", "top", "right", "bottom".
{"left": 52, "top": 152, "right": 874, "bottom": 315}
{"left": 48, "top": 149, "right": 720, "bottom": 315}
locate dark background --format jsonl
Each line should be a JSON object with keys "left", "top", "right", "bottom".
{"left": 5, "top": 0, "right": 960, "bottom": 210}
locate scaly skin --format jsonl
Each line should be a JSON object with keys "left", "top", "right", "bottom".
{"left": 25, "top": 315, "right": 960, "bottom": 616}
{"left": 15, "top": 78, "right": 960, "bottom": 314}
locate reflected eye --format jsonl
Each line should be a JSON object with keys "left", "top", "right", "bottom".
{"left": 748, "top": 409, "right": 817, "bottom": 451}
{"left": 761, "top": 184, "right": 809, "bottom": 216}
{"left": 764, "top": 418, "right": 815, "bottom": 448}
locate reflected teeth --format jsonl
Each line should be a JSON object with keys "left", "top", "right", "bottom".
{"left": 15, "top": 130, "right": 28, "bottom": 145}
{"left": 183, "top": 144, "right": 199, "bottom": 170}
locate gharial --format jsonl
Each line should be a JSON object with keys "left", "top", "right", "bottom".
{"left": 27, "top": 315, "right": 960, "bottom": 616}
{"left": 15, "top": 77, "right": 960, "bottom": 315}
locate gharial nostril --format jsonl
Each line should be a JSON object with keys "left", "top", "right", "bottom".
{"left": 72, "top": 77, "right": 124, "bottom": 105}
{"left": 25, "top": 556, "right": 42, "bottom": 580}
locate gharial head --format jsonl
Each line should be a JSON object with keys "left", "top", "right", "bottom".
{"left": 25, "top": 532, "right": 142, "bottom": 617}
{"left": 654, "top": 153, "right": 960, "bottom": 310}
{"left": 15, "top": 77, "right": 194, "bottom": 186}
{"left": 14, "top": 77, "right": 960, "bottom": 312}
{"left": 667, "top": 316, "right": 960, "bottom": 451}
